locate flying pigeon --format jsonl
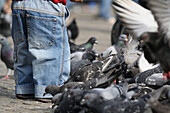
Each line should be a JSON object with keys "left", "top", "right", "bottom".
{"left": 113, "top": 0, "right": 170, "bottom": 73}
{"left": 0, "top": 37, "right": 14, "bottom": 79}
{"left": 112, "top": 0, "right": 158, "bottom": 38}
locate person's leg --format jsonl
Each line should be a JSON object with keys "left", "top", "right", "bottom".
{"left": 66, "top": 0, "right": 77, "bottom": 9}
{"left": 12, "top": 0, "right": 70, "bottom": 99}
{"left": 12, "top": 8, "right": 34, "bottom": 96}
{"left": 59, "top": 9, "right": 70, "bottom": 85}
{"left": 100, "top": 0, "right": 113, "bottom": 19}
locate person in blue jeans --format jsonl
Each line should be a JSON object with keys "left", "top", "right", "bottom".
{"left": 12, "top": 0, "right": 83, "bottom": 102}
{"left": 99, "top": 0, "right": 115, "bottom": 24}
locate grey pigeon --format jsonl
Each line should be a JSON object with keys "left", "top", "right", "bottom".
{"left": 145, "top": 73, "right": 168, "bottom": 87}
{"left": 68, "top": 54, "right": 120, "bottom": 83}
{"left": 71, "top": 59, "right": 91, "bottom": 77}
{"left": 69, "top": 40, "right": 85, "bottom": 53}
{"left": 69, "top": 37, "right": 97, "bottom": 53}
{"left": 78, "top": 37, "right": 98, "bottom": 51}
{"left": 140, "top": 32, "right": 170, "bottom": 73}
{"left": 81, "top": 94, "right": 148, "bottom": 113}
{"left": 44, "top": 82, "right": 84, "bottom": 96}
{"left": 90, "top": 84, "right": 125, "bottom": 100}
{"left": 70, "top": 50, "right": 98, "bottom": 62}
{"left": 0, "top": 37, "right": 14, "bottom": 79}
{"left": 54, "top": 89, "right": 89, "bottom": 113}
{"left": 129, "top": 66, "right": 162, "bottom": 84}
{"left": 112, "top": 0, "right": 158, "bottom": 38}
{"left": 148, "top": 85, "right": 170, "bottom": 113}
{"left": 100, "top": 45, "right": 117, "bottom": 58}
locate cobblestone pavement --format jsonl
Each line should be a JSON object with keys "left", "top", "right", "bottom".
{"left": 0, "top": 4, "right": 114, "bottom": 113}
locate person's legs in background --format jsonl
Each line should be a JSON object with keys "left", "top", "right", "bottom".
{"left": 66, "top": 0, "right": 77, "bottom": 9}
{"left": 99, "top": 0, "right": 115, "bottom": 24}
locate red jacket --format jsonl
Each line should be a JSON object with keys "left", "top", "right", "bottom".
{"left": 15, "top": 0, "right": 67, "bottom": 5}
{"left": 52, "top": 0, "right": 67, "bottom": 5}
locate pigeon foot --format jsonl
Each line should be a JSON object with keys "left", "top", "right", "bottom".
{"left": 1, "top": 75, "right": 10, "bottom": 79}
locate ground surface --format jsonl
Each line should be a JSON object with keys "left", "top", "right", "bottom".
{"left": 0, "top": 4, "right": 115, "bottom": 113}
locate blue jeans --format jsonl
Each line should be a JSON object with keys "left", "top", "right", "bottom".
{"left": 12, "top": 0, "right": 70, "bottom": 98}
{"left": 100, "top": 0, "right": 113, "bottom": 19}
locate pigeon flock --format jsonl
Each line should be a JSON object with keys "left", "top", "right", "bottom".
{"left": 0, "top": 0, "right": 170, "bottom": 113}
{"left": 42, "top": 0, "right": 170, "bottom": 113}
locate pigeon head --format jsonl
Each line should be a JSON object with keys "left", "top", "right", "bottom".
{"left": 88, "top": 37, "right": 98, "bottom": 44}
{"left": 44, "top": 85, "right": 60, "bottom": 96}
{"left": 0, "top": 37, "right": 8, "bottom": 45}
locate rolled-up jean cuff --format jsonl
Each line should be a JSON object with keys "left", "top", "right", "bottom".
{"left": 34, "top": 85, "right": 53, "bottom": 98}
{"left": 15, "top": 85, "right": 34, "bottom": 94}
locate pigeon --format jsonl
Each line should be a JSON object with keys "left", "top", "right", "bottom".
{"left": 68, "top": 54, "right": 120, "bottom": 83}
{"left": 113, "top": 0, "right": 170, "bottom": 73}
{"left": 78, "top": 37, "right": 98, "bottom": 51}
{"left": 100, "top": 45, "right": 117, "bottom": 58}
{"left": 69, "top": 40, "right": 85, "bottom": 53}
{"left": 69, "top": 37, "right": 97, "bottom": 53}
{"left": 129, "top": 65, "right": 162, "bottom": 84}
{"left": 71, "top": 59, "right": 91, "bottom": 76}
{"left": 112, "top": 0, "right": 158, "bottom": 38}
{"left": 51, "top": 93, "right": 63, "bottom": 108}
{"left": 148, "top": 0, "right": 170, "bottom": 46}
{"left": 44, "top": 82, "right": 84, "bottom": 96}
{"left": 81, "top": 93, "right": 148, "bottom": 113}
{"left": 67, "top": 18, "right": 79, "bottom": 41}
{"left": 145, "top": 73, "right": 169, "bottom": 87}
{"left": 137, "top": 53, "right": 157, "bottom": 72}
{"left": 54, "top": 89, "right": 89, "bottom": 113}
{"left": 148, "top": 85, "right": 170, "bottom": 113}
{"left": 91, "top": 84, "right": 125, "bottom": 100}
{"left": 70, "top": 51, "right": 85, "bottom": 62}
{"left": 0, "top": 37, "right": 14, "bottom": 79}
{"left": 123, "top": 39, "right": 142, "bottom": 67}
{"left": 139, "top": 32, "right": 170, "bottom": 73}
{"left": 70, "top": 50, "right": 98, "bottom": 62}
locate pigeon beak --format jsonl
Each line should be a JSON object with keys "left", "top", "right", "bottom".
{"left": 95, "top": 41, "right": 98, "bottom": 44}
{"left": 43, "top": 92, "right": 47, "bottom": 96}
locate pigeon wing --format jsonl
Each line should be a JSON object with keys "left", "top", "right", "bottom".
{"left": 148, "top": 0, "right": 170, "bottom": 46}
{"left": 113, "top": 0, "right": 158, "bottom": 38}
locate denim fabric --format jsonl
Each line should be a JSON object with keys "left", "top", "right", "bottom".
{"left": 12, "top": 0, "right": 70, "bottom": 98}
